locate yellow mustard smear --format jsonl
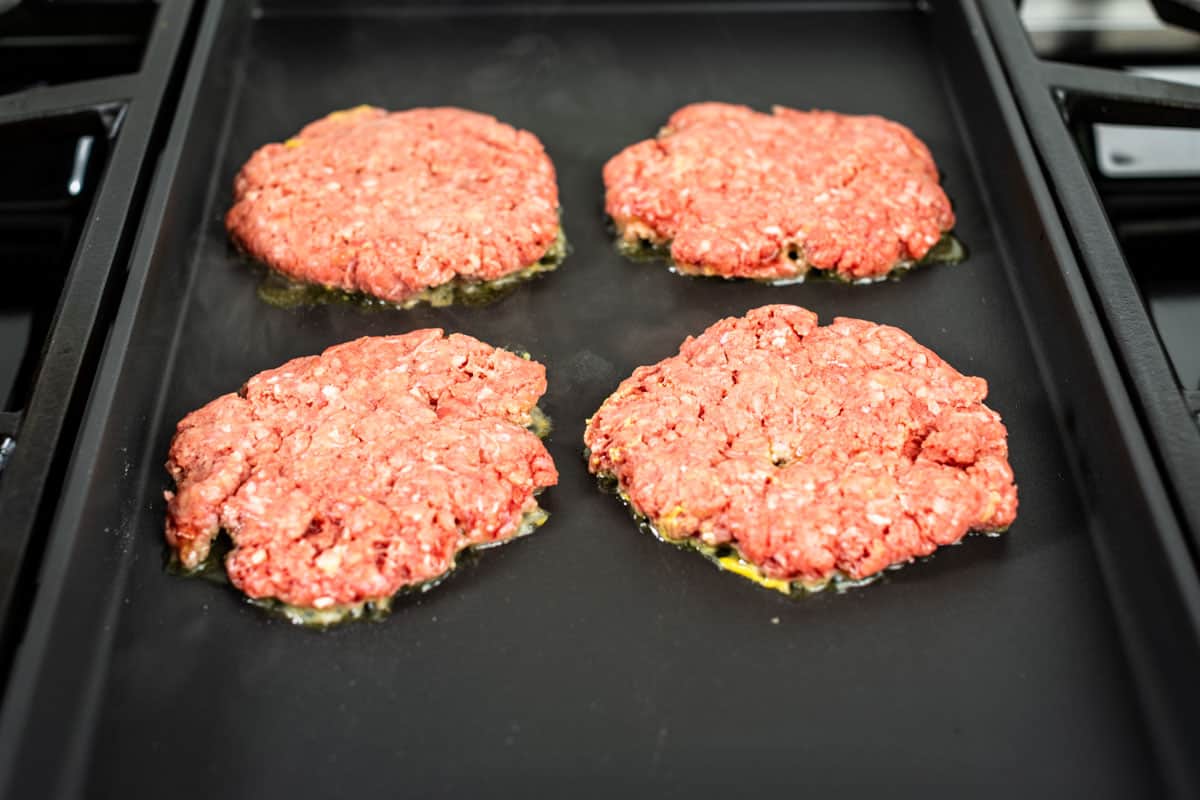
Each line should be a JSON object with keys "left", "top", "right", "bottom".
{"left": 327, "top": 104, "right": 376, "bottom": 121}
{"left": 716, "top": 554, "right": 793, "bottom": 594}
{"left": 283, "top": 106, "right": 377, "bottom": 149}
{"left": 656, "top": 504, "right": 791, "bottom": 592}
{"left": 606, "top": 480, "right": 841, "bottom": 597}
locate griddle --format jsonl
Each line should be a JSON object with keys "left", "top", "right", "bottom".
{"left": 2, "top": 1, "right": 1198, "bottom": 796}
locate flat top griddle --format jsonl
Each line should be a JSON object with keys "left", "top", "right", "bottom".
{"left": 0, "top": 1, "right": 1190, "bottom": 797}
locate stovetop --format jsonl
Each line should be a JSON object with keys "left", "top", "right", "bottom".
{"left": 0, "top": 1, "right": 1197, "bottom": 795}
{"left": 0, "top": 0, "right": 195, "bottom": 669}
{"left": 1025, "top": 0, "right": 1200, "bottom": 404}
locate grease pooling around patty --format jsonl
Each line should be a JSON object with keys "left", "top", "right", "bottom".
{"left": 227, "top": 106, "right": 563, "bottom": 306}
{"left": 165, "top": 331, "right": 558, "bottom": 624}
{"left": 604, "top": 103, "right": 957, "bottom": 282}
{"left": 584, "top": 305, "right": 1017, "bottom": 592}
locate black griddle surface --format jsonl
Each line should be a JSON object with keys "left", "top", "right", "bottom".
{"left": 14, "top": 6, "right": 1162, "bottom": 797}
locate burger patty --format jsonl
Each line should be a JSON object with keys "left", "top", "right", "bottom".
{"left": 584, "top": 305, "right": 1017, "bottom": 591}
{"left": 604, "top": 103, "right": 957, "bottom": 282}
{"left": 226, "top": 106, "right": 563, "bottom": 306}
{"left": 165, "top": 331, "right": 558, "bottom": 623}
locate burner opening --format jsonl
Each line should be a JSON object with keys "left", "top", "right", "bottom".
{"left": 0, "top": 110, "right": 113, "bottom": 415}
{"left": 1116, "top": 220, "right": 1200, "bottom": 396}
{"left": 1085, "top": 113, "right": 1200, "bottom": 405}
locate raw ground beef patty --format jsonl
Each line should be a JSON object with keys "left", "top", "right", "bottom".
{"left": 603, "top": 102, "right": 956, "bottom": 282}
{"left": 165, "top": 331, "right": 558, "bottom": 623}
{"left": 226, "top": 106, "right": 564, "bottom": 306}
{"left": 584, "top": 305, "right": 1017, "bottom": 592}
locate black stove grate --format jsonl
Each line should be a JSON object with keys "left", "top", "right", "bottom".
{"left": 0, "top": 0, "right": 200, "bottom": 677}
{"left": 985, "top": 0, "right": 1200, "bottom": 537}
{"left": 983, "top": 2, "right": 1200, "bottom": 791}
